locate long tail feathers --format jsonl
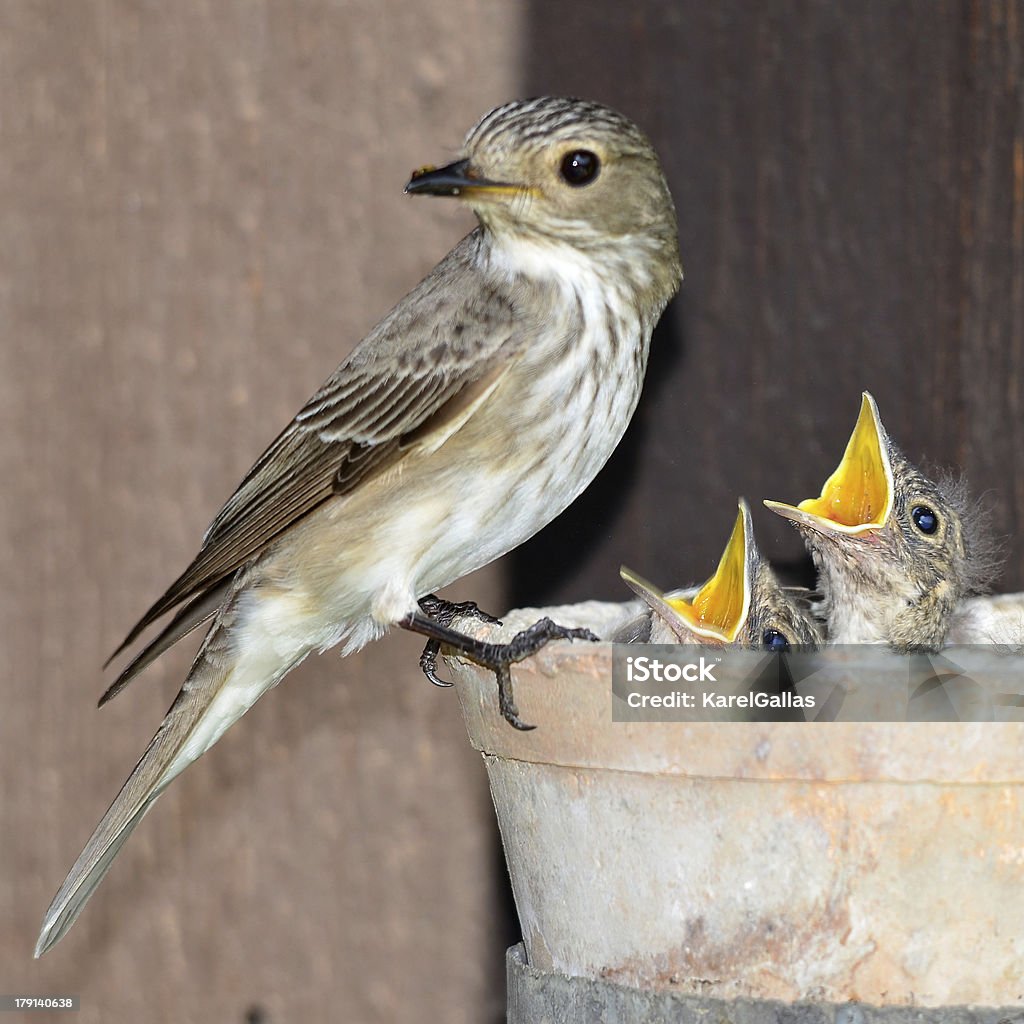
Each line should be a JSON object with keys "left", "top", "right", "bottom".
{"left": 36, "top": 618, "right": 254, "bottom": 957}
{"left": 34, "top": 775, "right": 164, "bottom": 957}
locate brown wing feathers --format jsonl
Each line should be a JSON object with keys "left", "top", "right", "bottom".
{"left": 103, "top": 234, "right": 521, "bottom": 689}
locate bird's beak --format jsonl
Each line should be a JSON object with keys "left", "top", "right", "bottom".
{"left": 621, "top": 501, "right": 752, "bottom": 644}
{"left": 404, "top": 158, "right": 521, "bottom": 198}
{"left": 620, "top": 567, "right": 696, "bottom": 642}
{"left": 765, "top": 391, "right": 894, "bottom": 536}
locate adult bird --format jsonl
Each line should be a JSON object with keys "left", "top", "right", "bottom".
{"left": 765, "top": 392, "right": 994, "bottom": 650}
{"left": 36, "top": 97, "right": 682, "bottom": 956}
{"left": 619, "top": 500, "right": 822, "bottom": 649}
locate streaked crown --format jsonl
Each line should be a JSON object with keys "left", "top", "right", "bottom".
{"left": 460, "top": 97, "right": 681, "bottom": 299}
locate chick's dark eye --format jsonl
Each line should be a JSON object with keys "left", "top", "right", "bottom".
{"left": 762, "top": 629, "right": 790, "bottom": 653}
{"left": 912, "top": 505, "right": 938, "bottom": 535}
{"left": 560, "top": 150, "right": 600, "bottom": 186}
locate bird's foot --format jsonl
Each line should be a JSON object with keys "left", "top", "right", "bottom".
{"left": 418, "top": 641, "right": 452, "bottom": 688}
{"left": 418, "top": 594, "right": 503, "bottom": 627}
{"left": 400, "top": 611, "right": 598, "bottom": 729}
{"left": 487, "top": 618, "right": 600, "bottom": 729}
{"left": 416, "top": 595, "right": 503, "bottom": 688}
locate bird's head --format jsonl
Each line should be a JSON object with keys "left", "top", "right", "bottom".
{"left": 405, "top": 97, "right": 682, "bottom": 303}
{"left": 765, "top": 392, "right": 994, "bottom": 649}
{"left": 621, "top": 500, "right": 822, "bottom": 650}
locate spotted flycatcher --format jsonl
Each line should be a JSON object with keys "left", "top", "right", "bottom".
{"left": 36, "top": 97, "right": 681, "bottom": 955}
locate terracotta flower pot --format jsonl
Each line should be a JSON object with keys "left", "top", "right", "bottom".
{"left": 446, "top": 601, "right": 1024, "bottom": 1008}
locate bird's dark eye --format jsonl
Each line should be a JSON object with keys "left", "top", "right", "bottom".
{"left": 912, "top": 505, "right": 938, "bottom": 534}
{"left": 762, "top": 629, "right": 790, "bottom": 653}
{"left": 559, "top": 150, "right": 600, "bottom": 187}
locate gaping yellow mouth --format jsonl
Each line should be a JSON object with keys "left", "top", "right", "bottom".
{"left": 622, "top": 502, "right": 751, "bottom": 643}
{"left": 667, "top": 504, "right": 750, "bottom": 642}
{"left": 765, "top": 391, "right": 893, "bottom": 535}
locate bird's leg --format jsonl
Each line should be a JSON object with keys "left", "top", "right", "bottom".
{"left": 416, "top": 594, "right": 503, "bottom": 688}
{"left": 399, "top": 610, "right": 599, "bottom": 730}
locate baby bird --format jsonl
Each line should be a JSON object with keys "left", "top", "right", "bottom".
{"left": 765, "top": 392, "right": 994, "bottom": 651}
{"left": 620, "top": 500, "right": 822, "bottom": 649}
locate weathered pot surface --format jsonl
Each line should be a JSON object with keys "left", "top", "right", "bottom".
{"left": 446, "top": 600, "right": 1024, "bottom": 1008}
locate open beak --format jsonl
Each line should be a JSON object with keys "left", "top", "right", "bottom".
{"left": 620, "top": 567, "right": 695, "bottom": 641}
{"left": 621, "top": 501, "right": 753, "bottom": 644}
{"left": 404, "top": 158, "right": 521, "bottom": 198}
{"left": 765, "top": 391, "right": 893, "bottom": 536}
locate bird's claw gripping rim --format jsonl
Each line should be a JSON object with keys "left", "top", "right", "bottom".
{"left": 487, "top": 618, "right": 600, "bottom": 730}
{"left": 416, "top": 595, "right": 503, "bottom": 688}
{"left": 402, "top": 607, "right": 599, "bottom": 729}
